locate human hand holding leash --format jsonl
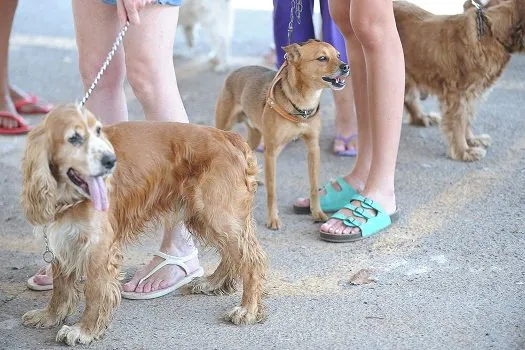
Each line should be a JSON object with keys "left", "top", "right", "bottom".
{"left": 117, "top": 0, "right": 156, "bottom": 25}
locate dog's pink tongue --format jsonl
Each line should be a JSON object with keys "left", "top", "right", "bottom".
{"left": 88, "top": 176, "right": 109, "bottom": 212}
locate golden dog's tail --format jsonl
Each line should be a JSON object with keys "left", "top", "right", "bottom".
{"left": 224, "top": 131, "right": 258, "bottom": 194}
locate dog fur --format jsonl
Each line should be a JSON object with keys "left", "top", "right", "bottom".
{"left": 178, "top": 0, "right": 233, "bottom": 72}
{"left": 464, "top": 0, "right": 508, "bottom": 11}
{"left": 20, "top": 105, "right": 267, "bottom": 345}
{"left": 395, "top": 0, "right": 525, "bottom": 161}
{"left": 215, "top": 39, "right": 349, "bottom": 229}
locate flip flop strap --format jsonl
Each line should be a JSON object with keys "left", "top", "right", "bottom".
{"left": 14, "top": 95, "right": 38, "bottom": 110}
{"left": 335, "top": 133, "right": 358, "bottom": 145}
{"left": 137, "top": 249, "right": 198, "bottom": 286}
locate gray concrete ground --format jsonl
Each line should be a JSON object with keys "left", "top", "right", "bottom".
{"left": 1, "top": 1, "right": 524, "bottom": 349}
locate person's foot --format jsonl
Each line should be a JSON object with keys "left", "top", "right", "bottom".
{"left": 27, "top": 265, "right": 54, "bottom": 291}
{"left": 333, "top": 133, "right": 358, "bottom": 156}
{"left": 0, "top": 95, "right": 27, "bottom": 129}
{"left": 9, "top": 85, "right": 52, "bottom": 114}
{"left": 319, "top": 190, "right": 396, "bottom": 236}
{"left": 293, "top": 175, "right": 364, "bottom": 210}
{"left": 122, "top": 249, "right": 202, "bottom": 294}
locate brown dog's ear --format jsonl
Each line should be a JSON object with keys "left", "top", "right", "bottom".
{"left": 21, "top": 125, "right": 57, "bottom": 225}
{"left": 282, "top": 43, "right": 301, "bottom": 62}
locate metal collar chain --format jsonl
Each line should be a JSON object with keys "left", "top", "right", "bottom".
{"left": 42, "top": 225, "right": 57, "bottom": 264}
{"left": 79, "top": 21, "right": 130, "bottom": 108}
{"left": 287, "top": 0, "right": 303, "bottom": 45}
{"left": 470, "top": 0, "right": 488, "bottom": 39}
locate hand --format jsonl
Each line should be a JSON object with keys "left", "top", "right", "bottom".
{"left": 116, "top": 0, "right": 156, "bottom": 26}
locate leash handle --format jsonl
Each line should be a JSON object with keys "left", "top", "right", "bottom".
{"left": 79, "top": 21, "right": 130, "bottom": 108}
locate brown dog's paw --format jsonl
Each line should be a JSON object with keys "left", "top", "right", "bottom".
{"left": 22, "top": 308, "right": 63, "bottom": 329}
{"left": 311, "top": 210, "right": 328, "bottom": 222}
{"left": 266, "top": 216, "right": 281, "bottom": 230}
{"left": 410, "top": 112, "right": 441, "bottom": 127}
{"left": 189, "top": 276, "right": 237, "bottom": 296}
{"left": 224, "top": 306, "right": 266, "bottom": 325}
{"left": 56, "top": 324, "right": 98, "bottom": 346}
{"left": 467, "top": 134, "right": 491, "bottom": 148}
{"left": 451, "top": 146, "right": 487, "bottom": 162}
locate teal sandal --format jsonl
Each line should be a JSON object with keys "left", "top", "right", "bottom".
{"left": 293, "top": 177, "right": 357, "bottom": 215}
{"left": 319, "top": 194, "right": 399, "bottom": 243}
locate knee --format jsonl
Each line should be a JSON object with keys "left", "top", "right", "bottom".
{"left": 350, "top": 8, "right": 395, "bottom": 51}
{"left": 126, "top": 55, "right": 163, "bottom": 105}
{"left": 78, "top": 54, "right": 125, "bottom": 92}
{"left": 329, "top": 3, "right": 354, "bottom": 39}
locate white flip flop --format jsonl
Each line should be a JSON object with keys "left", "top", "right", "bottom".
{"left": 27, "top": 266, "right": 53, "bottom": 291}
{"left": 121, "top": 250, "right": 204, "bottom": 300}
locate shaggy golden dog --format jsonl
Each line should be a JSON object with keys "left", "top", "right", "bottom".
{"left": 395, "top": 0, "right": 525, "bottom": 161}
{"left": 20, "top": 104, "right": 267, "bottom": 345}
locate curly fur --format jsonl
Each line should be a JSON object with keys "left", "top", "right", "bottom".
{"left": 395, "top": 0, "right": 525, "bottom": 161}
{"left": 21, "top": 105, "right": 267, "bottom": 346}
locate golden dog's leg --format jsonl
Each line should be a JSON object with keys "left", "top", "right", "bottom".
{"left": 190, "top": 256, "right": 238, "bottom": 295}
{"left": 264, "top": 141, "right": 284, "bottom": 230}
{"left": 22, "top": 263, "right": 81, "bottom": 329}
{"left": 223, "top": 212, "right": 268, "bottom": 325}
{"left": 441, "top": 97, "right": 486, "bottom": 161}
{"left": 303, "top": 132, "right": 327, "bottom": 222}
{"left": 56, "top": 243, "right": 122, "bottom": 346}
{"left": 465, "top": 116, "right": 492, "bottom": 149}
{"left": 405, "top": 83, "right": 440, "bottom": 127}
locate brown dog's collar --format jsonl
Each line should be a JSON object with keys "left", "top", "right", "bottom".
{"left": 266, "top": 62, "right": 320, "bottom": 124}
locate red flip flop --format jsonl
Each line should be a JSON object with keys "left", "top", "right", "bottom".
{"left": 14, "top": 94, "right": 53, "bottom": 115}
{"left": 0, "top": 111, "right": 31, "bottom": 135}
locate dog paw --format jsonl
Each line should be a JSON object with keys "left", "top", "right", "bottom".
{"left": 311, "top": 210, "right": 328, "bottom": 222}
{"left": 467, "top": 134, "right": 491, "bottom": 148}
{"left": 451, "top": 146, "right": 486, "bottom": 162}
{"left": 266, "top": 216, "right": 281, "bottom": 230}
{"left": 56, "top": 324, "right": 98, "bottom": 346}
{"left": 189, "top": 276, "right": 237, "bottom": 296}
{"left": 410, "top": 113, "right": 441, "bottom": 127}
{"left": 22, "top": 308, "right": 63, "bottom": 329}
{"left": 224, "top": 306, "right": 263, "bottom": 325}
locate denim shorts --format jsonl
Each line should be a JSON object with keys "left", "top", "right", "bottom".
{"left": 102, "top": 0, "right": 181, "bottom": 6}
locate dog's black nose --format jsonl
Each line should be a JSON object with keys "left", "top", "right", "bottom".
{"left": 101, "top": 153, "right": 117, "bottom": 170}
{"left": 340, "top": 63, "right": 349, "bottom": 72}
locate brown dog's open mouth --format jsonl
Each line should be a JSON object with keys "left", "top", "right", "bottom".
{"left": 67, "top": 168, "right": 90, "bottom": 195}
{"left": 67, "top": 168, "right": 109, "bottom": 212}
{"left": 322, "top": 74, "right": 348, "bottom": 90}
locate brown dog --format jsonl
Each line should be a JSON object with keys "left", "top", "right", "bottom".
{"left": 215, "top": 39, "right": 349, "bottom": 229}
{"left": 395, "top": 0, "right": 525, "bottom": 161}
{"left": 20, "top": 105, "right": 267, "bottom": 345}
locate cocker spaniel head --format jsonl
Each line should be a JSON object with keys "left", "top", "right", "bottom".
{"left": 21, "top": 104, "right": 116, "bottom": 225}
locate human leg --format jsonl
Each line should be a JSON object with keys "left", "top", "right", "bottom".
{"left": 72, "top": 0, "right": 128, "bottom": 124}
{"left": 0, "top": 0, "right": 28, "bottom": 132}
{"left": 319, "top": 0, "right": 358, "bottom": 156}
{"left": 119, "top": 4, "right": 200, "bottom": 296}
{"left": 320, "top": 0, "right": 404, "bottom": 239}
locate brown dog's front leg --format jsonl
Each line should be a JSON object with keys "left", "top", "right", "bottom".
{"left": 22, "top": 263, "right": 81, "bottom": 329}
{"left": 264, "top": 143, "right": 283, "bottom": 230}
{"left": 56, "top": 243, "right": 122, "bottom": 346}
{"left": 303, "top": 133, "right": 327, "bottom": 222}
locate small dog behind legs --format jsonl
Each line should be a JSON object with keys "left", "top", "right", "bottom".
{"left": 178, "top": 0, "right": 233, "bottom": 72}
{"left": 215, "top": 39, "right": 350, "bottom": 230}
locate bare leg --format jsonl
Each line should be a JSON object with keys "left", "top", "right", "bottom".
{"left": 320, "top": 0, "right": 403, "bottom": 236}
{"left": 0, "top": 0, "right": 26, "bottom": 129}
{"left": 332, "top": 84, "right": 358, "bottom": 154}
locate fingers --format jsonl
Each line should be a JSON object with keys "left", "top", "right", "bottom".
{"left": 116, "top": 0, "right": 130, "bottom": 26}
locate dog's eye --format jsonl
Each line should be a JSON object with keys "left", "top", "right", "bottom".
{"left": 68, "top": 132, "right": 83, "bottom": 146}
{"left": 317, "top": 56, "right": 328, "bottom": 62}
{"left": 337, "top": 52, "right": 341, "bottom": 58}
{"left": 96, "top": 126, "right": 101, "bottom": 136}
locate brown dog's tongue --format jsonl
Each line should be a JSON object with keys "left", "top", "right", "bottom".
{"left": 88, "top": 176, "right": 109, "bottom": 211}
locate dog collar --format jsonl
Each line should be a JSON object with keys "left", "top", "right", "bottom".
{"left": 266, "top": 62, "right": 320, "bottom": 124}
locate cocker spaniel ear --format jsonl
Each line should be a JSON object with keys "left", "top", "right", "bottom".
{"left": 21, "top": 125, "right": 57, "bottom": 225}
